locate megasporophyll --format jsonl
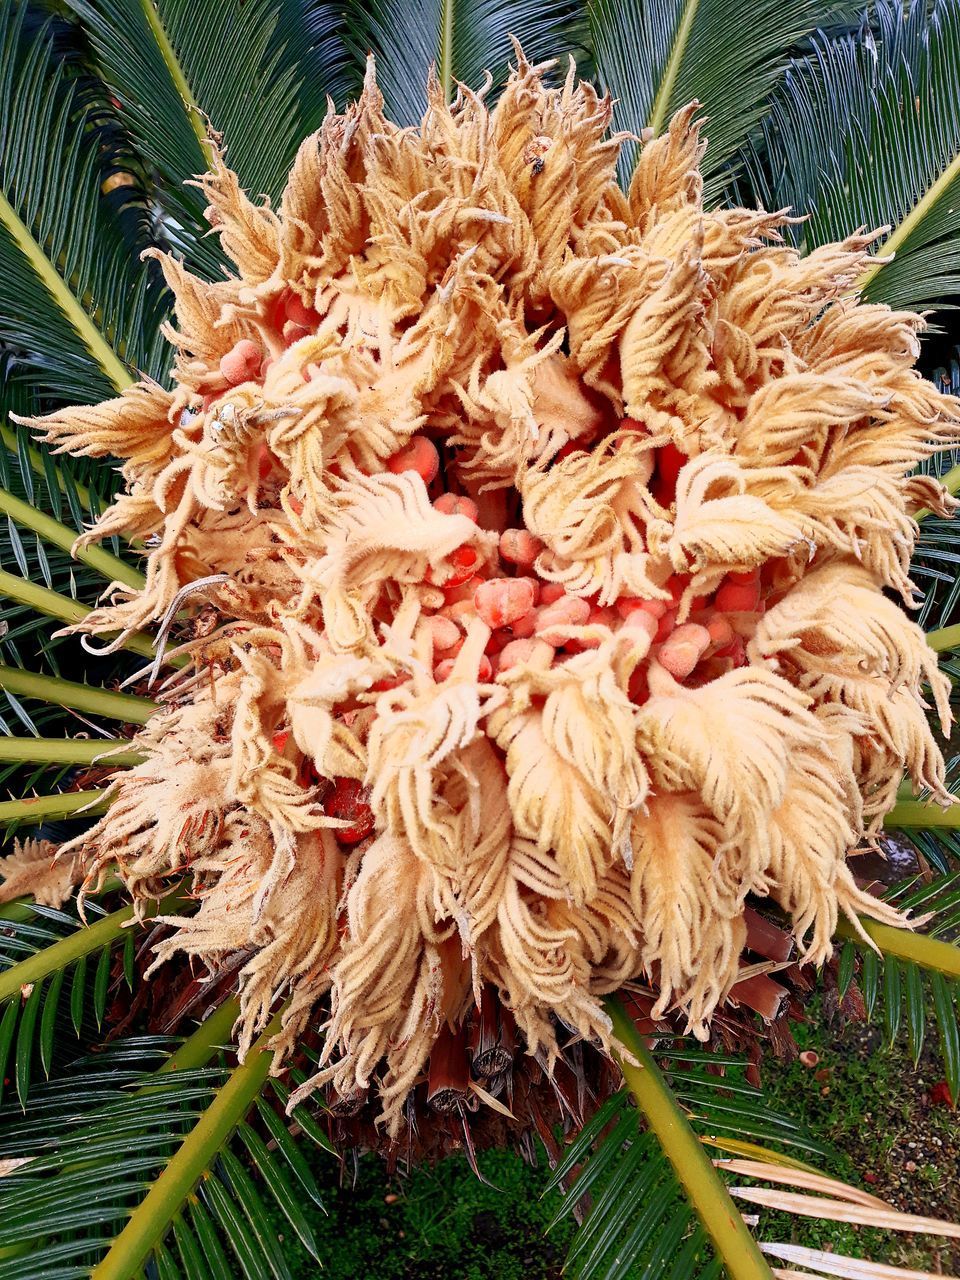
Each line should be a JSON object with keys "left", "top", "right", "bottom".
{"left": 10, "top": 50, "right": 960, "bottom": 1144}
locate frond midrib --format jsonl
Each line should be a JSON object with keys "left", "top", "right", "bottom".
{"left": 0, "top": 190, "right": 131, "bottom": 394}
{"left": 137, "top": 0, "right": 214, "bottom": 167}
{"left": 859, "top": 144, "right": 960, "bottom": 293}
{"left": 647, "top": 0, "right": 702, "bottom": 136}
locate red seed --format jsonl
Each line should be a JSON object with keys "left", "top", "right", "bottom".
{"left": 282, "top": 320, "right": 311, "bottom": 345}
{"left": 436, "top": 654, "right": 492, "bottom": 682}
{"left": 617, "top": 596, "right": 668, "bottom": 621}
{"left": 443, "top": 574, "right": 484, "bottom": 604}
{"left": 370, "top": 674, "right": 410, "bottom": 692}
{"left": 387, "top": 436, "right": 440, "bottom": 484}
{"left": 706, "top": 616, "right": 735, "bottom": 648}
{"left": 658, "top": 623, "right": 711, "bottom": 680}
{"left": 219, "top": 339, "right": 263, "bottom": 385}
{"left": 272, "top": 730, "right": 290, "bottom": 754}
{"left": 622, "top": 608, "right": 659, "bottom": 642}
{"left": 497, "top": 638, "right": 553, "bottom": 672}
{"left": 426, "top": 616, "right": 461, "bottom": 653}
{"left": 715, "top": 634, "right": 748, "bottom": 667}
{"left": 475, "top": 578, "right": 537, "bottom": 628}
{"left": 506, "top": 610, "right": 537, "bottom": 639}
{"left": 654, "top": 608, "right": 677, "bottom": 643}
{"left": 539, "top": 582, "right": 567, "bottom": 605}
{"left": 429, "top": 545, "right": 481, "bottom": 588}
{"left": 535, "top": 596, "right": 591, "bottom": 645}
{"left": 652, "top": 442, "right": 687, "bottom": 504}
{"left": 499, "top": 528, "right": 545, "bottom": 567}
{"left": 285, "top": 291, "right": 319, "bottom": 329}
{"left": 715, "top": 575, "right": 761, "bottom": 612}
{"left": 439, "top": 599, "right": 477, "bottom": 631}
{"left": 433, "top": 493, "right": 480, "bottom": 522}
{"left": 628, "top": 667, "right": 649, "bottom": 705}
{"left": 514, "top": 577, "right": 541, "bottom": 606}
{"left": 324, "top": 777, "right": 375, "bottom": 844}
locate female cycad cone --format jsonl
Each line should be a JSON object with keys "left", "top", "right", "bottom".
{"left": 13, "top": 51, "right": 960, "bottom": 1136}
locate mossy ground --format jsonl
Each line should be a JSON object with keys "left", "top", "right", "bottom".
{"left": 277, "top": 1008, "right": 959, "bottom": 1277}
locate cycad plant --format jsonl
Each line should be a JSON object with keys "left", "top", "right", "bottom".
{"left": 3, "top": 1, "right": 960, "bottom": 1278}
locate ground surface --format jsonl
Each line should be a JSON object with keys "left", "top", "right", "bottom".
{"left": 276, "top": 1012, "right": 960, "bottom": 1278}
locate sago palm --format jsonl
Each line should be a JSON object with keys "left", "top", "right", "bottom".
{"left": 2, "top": 1, "right": 960, "bottom": 1277}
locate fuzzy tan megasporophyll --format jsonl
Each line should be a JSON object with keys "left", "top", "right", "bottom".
{"left": 14, "top": 51, "right": 960, "bottom": 1134}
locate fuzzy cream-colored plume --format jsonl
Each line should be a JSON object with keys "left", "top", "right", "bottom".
{"left": 15, "top": 51, "right": 960, "bottom": 1133}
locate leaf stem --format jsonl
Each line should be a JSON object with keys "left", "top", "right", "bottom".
{"left": 0, "top": 788, "right": 109, "bottom": 826}
{"left": 926, "top": 622, "right": 960, "bottom": 652}
{"left": 0, "top": 737, "right": 143, "bottom": 767}
{"left": 0, "top": 908, "right": 131, "bottom": 1001}
{"left": 0, "top": 569, "right": 155, "bottom": 659}
{"left": 858, "top": 146, "right": 960, "bottom": 295}
{"left": 157, "top": 998, "right": 240, "bottom": 1076}
{"left": 0, "top": 894, "right": 176, "bottom": 1002}
{"left": 605, "top": 996, "right": 774, "bottom": 1280}
{"left": 0, "top": 486, "right": 143, "bottom": 590}
{"left": 91, "top": 1014, "right": 281, "bottom": 1280}
{"left": 0, "top": 190, "right": 132, "bottom": 393}
{"left": 138, "top": 0, "right": 214, "bottom": 167}
{"left": 0, "top": 664, "right": 156, "bottom": 723}
{"left": 648, "top": 0, "right": 702, "bottom": 136}
{"left": 835, "top": 919, "right": 960, "bottom": 979}
{"left": 883, "top": 800, "right": 960, "bottom": 829}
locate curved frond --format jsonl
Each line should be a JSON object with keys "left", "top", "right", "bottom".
{"left": 0, "top": 3, "right": 168, "bottom": 397}
{"left": 62, "top": 0, "right": 354, "bottom": 276}
{"left": 558, "top": 1003, "right": 958, "bottom": 1278}
{"left": 339, "top": 0, "right": 587, "bottom": 126}
{"left": 754, "top": 0, "right": 960, "bottom": 311}
{"left": 586, "top": 0, "right": 844, "bottom": 187}
{"left": 0, "top": 1002, "right": 331, "bottom": 1278}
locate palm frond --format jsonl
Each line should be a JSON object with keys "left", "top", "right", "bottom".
{"left": 0, "top": 2, "right": 168, "bottom": 398}
{"left": 0, "top": 1002, "right": 332, "bottom": 1278}
{"left": 559, "top": 1002, "right": 960, "bottom": 1279}
{"left": 832, "top": 875, "right": 960, "bottom": 1100}
{"left": 0, "top": 899, "right": 145, "bottom": 1105}
{"left": 338, "top": 0, "right": 587, "bottom": 127}
{"left": 750, "top": 0, "right": 960, "bottom": 312}
{"left": 60, "top": 0, "right": 356, "bottom": 278}
{"left": 585, "top": 0, "right": 846, "bottom": 189}
{"left": 551, "top": 1002, "right": 833, "bottom": 1280}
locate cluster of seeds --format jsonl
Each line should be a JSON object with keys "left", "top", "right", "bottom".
{"left": 16, "top": 54, "right": 960, "bottom": 1136}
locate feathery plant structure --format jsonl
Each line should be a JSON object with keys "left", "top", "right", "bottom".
{"left": 3, "top": 0, "right": 960, "bottom": 1278}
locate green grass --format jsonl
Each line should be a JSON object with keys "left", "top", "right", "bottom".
{"left": 275, "top": 1144, "right": 574, "bottom": 1279}
{"left": 756, "top": 1003, "right": 960, "bottom": 1273}
{"left": 271, "top": 1006, "right": 959, "bottom": 1277}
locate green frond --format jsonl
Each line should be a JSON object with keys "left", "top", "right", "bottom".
{"left": 0, "top": 665, "right": 156, "bottom": 723}
{"left": 835, "top": 886, "right": 960, "bottom": 1101}
{"left": 0, "top": 998, "right": 332, "bottom": 1278}
{"left": 339, "top": 0, "right": 587, "bottom": 126}
{"left": 0, "top": 789, "right": 109, "bottom": 839}
{"left": 751, "top": 0, "right": 960, "bottom": 312}
{"left": 61, "top": 0, "right": 354, "bottom": 278}
{"left": 0, "top": 572, "right": 154, "bottom": 656}
{"left": 0, "top": 483, "right": 143, "bottom": 590}
{"left": 585, "top": 0, "right": 846, "bottom": 189}
{"left": 0, "top": 736, "right": 142, "bottom": 767}
{"left": 549, "top": 1000, "right": 830, "bottom": 1280}
{"left": 0, "top": 3, "right": 169, "bottom": 399}
{"left": 0, "top": 900, "right": 141, "bottom": 1105}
